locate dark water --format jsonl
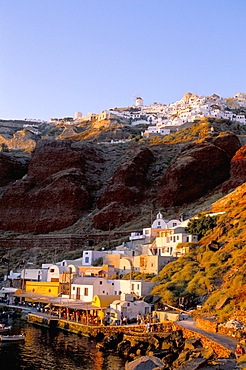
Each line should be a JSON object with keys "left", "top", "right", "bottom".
{"left": 0, "top": 317, "right": 126, "bottom": 370}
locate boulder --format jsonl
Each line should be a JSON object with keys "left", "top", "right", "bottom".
{"left": 125, "top": 356, "right": 165, "bottom": 370}
{"left": 173, "top": 357, "right": 207, "bottom": 370}
{"left": 184, "top": 338, "right": 202, "bottom": 350}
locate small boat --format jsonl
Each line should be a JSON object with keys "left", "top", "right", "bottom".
{"left": 0, "top": 334, "right": 25, "bottom": 342}
{"left": 0, "top": 324, "right": 12, "bottom": 333}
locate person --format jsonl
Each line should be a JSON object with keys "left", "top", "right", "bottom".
{"left": 235, "top": 344, "right": 245, "bottom": 359}
{"left": 146, "top": 322, "right": 151, "bottom": 332}
{"left": 76, "top": 310, "right": 80, "bottom": 323}
{"left": 137, "top": 312, "right": 141, "bottom": 325}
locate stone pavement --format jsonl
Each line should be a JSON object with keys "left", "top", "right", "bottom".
{"left": 177, "top": 320, "right": 239, "bottom": 352}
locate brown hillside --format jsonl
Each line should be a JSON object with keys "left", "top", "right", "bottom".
{"left": 0, "top": 120, "right": 244, "bottom": 234}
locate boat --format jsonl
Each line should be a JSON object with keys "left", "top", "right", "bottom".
{"left": 0, "top": 324, "right": 12, "bottom": 333}
{"left": 0, "top": 334, "right": 25, "bottom": 342}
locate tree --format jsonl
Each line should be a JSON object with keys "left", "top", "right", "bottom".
{"left": 185, "top": 215, "right": 218, "bottom": 240}
{"left": 1, "top": 143, "right": 9, "bottom": 152}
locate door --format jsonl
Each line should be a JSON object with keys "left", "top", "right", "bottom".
{"left": 76, "top": 287, "right": 80, "bottom": 300}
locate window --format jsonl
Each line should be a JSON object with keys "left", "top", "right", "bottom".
{"left": 123, "top": 266, "right": 126, "bottom": 270}
{"left": 177, "top": 236, "right": 179, "bottom": 240}
{"left": 151, "top": 263, "right": 153, "bottom": 267}
{"left": 84, "top": 288, "right": 88, "bottom": 296}
{"left": 73, "top": 287, "right": 75, "bottom": 290}
{"left": 131, "top": 284, "right": 134, "bottom": 290}
{"left": 50, "top": 269, "right": 55, "bottom": 272}
{"left": 85, "top": 257, "right": 89, "bottom": 263}
{"left": 137, "top": 284, "right": 140, "bottom": 290}
{"left": 100, "top": 281, "right": 102, "bottom": 284}
{"left": 85, "top": 252, "right": 88, "bottom": 254}
{"left": 112, "top": 282, "right": 114, "bottom": 285}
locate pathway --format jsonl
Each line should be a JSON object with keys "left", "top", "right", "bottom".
{"left": 176, "top": 320, "right": 238, "bottom": 352}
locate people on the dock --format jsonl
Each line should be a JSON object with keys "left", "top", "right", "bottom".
{"left": 75, "top": 310, "right": 80, "bottom": 323}
{"left": 103, "top": 313, "right": 110, "bottom": 326}
{"left": 137, "top": 312, "right": 141, "bottom": 325}
{"left": 146, "top": 322, "right": 151, "bottom": 332}
{"left": 235, "top": 344, "right": 245, "bottom": 359}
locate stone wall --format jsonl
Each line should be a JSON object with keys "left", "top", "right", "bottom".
{"left": 231, "top": 311, "right": 246, "bottom": 325}
{"left": 28, "top": 314, "right": 172, "bottom": 337}
{"left": 0, "top": 232, "right": 129, "bottom": 251}
{"left": 196, "top": 317, "right": 218, "bottom": 333}
{"left": 173, "top": 323, "right": 233, "bottom": 358}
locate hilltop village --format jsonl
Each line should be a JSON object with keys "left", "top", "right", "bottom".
{"left": 50, "top": 92, "right": 246, "bottom": 137}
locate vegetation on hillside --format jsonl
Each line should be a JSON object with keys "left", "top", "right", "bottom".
{"left": 185, "top": 214, "right": 218, "bottom": 240}
{"left": 151, "top": 183, "right": 246, "bottom": 321}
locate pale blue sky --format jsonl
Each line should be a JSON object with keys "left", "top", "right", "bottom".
{"left": 1, "top": 0, "right": 246, "bottom": 120}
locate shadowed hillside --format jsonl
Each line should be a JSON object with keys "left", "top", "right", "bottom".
{"left": 0, "top": 118, "right": 245, "bottom": 234}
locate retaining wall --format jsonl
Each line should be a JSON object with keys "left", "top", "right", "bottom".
{"left": 173, "top": 323, "right": 233, "bottom": 358}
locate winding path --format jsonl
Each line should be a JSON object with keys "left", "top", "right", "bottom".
{"left": 176, "top": 320, "right": 238, "bottom": 353}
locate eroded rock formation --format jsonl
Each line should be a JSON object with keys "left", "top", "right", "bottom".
{"left": 158, "top": 133, "right": 241, "bottom": 207}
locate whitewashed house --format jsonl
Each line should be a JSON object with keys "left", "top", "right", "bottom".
{"left": 21, "top": 268, "right": 47, "bottom": 282}
{"left": 109, "top": 298, "right": 151, "bottom": 321}
{"left": 149, "top": 226, "right": 198, "bottom": 258}
{"left": 71, "top": 277, "right": 113, "bottom": 302}
{"left": 70, "top": 277, "right": 157, "bottom": 302}
{"left": 47, "top": 264, "right": 78, "bottom": 283}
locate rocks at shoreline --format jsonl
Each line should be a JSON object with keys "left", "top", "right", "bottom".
{"left": 96, "top": 330, "right": 220, "bottom": 369}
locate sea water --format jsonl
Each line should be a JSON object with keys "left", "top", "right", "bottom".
{"left": 0, "top": 317, "right": 126, "bottom": 370}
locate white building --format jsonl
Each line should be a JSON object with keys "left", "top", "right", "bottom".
{"left": 70, "top": 277, "right": 157, "bottom": 302}
{"left": 149, "top": 226, "right": 198, "bottom": 258}
{"left": 109, "top": 298, "right": 151, "bottom": 321}
{"left": 21, "top": 268, "right": 48, "bottom": 282}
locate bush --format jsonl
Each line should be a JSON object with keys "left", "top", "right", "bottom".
{"left": 185, "top": 215, "right": 218, "bottom": 240}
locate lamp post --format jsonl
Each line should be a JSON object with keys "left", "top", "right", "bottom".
{"left": 69, "top": 267, "right": 72, "bottom": 299}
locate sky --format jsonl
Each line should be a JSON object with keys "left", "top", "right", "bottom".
{"left": 1, "top": 0, "right": 246, "bottom": 121}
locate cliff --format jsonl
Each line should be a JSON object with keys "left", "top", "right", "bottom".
{"left": 0, "top": 120, "right": 244, "bottom": 234}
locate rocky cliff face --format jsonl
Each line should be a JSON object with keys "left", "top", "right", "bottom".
{"left": 0, "top": 140, "right": 103, "bottom": 233}
{"left": 93, "top": 147, "right": 154, "bottom": 230}
{"left": 157, "top": 133, "right": 241, "bottom": 207}
{"left": 0, "top": 152, "right": 29, "bottom": 187}
{"left": 222, "top": 144, "right": 246, "bottom": 192}
{"left": 0, "top": 131, "right": 243, "bottom": 234}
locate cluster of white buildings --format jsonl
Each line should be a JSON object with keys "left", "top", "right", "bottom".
{"left": 2, "top": 212, "right": 199, "bottom": 320}
{"left": 6, "top": 212, "right": 197, "bottom": 296}
{"left": 48, "top": 92, "right": 246, "bottom": 138}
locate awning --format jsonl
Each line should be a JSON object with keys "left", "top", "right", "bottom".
{"left": 14, "top": 292, "right": 103, "bottom": 311}
{"left": 13, "top": 292, "right": 55, "bottom": 303}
